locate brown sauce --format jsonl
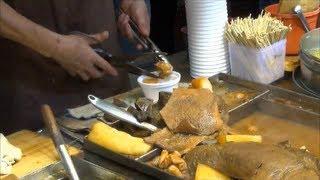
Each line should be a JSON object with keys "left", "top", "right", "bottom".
{"left": 143, "top": 77, "right": 160, "bottom": 84}
{"left": 230, "top": 112, "right": 320, "bottom": 156}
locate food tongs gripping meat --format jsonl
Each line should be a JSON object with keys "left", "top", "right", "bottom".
{"left": 69, "top": 31, "right": 161, "bottom": 79}
{"left": 118, "top": 9, "right": 171, "bottom": 65}
{"left": 69, "top": 10, "right": 171, "bottom": 79}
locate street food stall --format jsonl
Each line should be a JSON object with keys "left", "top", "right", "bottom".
{"left": 1, "top": 0, "right": 319, "bottom": 180}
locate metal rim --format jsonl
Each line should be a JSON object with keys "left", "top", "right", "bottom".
{"left": 292, "top": 68, "right": 320, "bottom": 99}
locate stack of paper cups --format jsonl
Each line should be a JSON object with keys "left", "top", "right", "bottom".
{"left": 186, "top": 0, "right": 230, "bottom": 78}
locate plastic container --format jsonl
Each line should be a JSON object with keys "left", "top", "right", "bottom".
{"left": 229, "top": 39, "right": 286, "bottom": 84}
{"left": 137, "top": 71, "right": 181, "bottom": 102}
{"left": 265, "top": 4, "right": 319, "bottom": 55}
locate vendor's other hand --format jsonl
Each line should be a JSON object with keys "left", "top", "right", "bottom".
{"left": 53, "top": 31, "right": 118, "bottom": 81}
{"left": 118, "top": 0, "right": 150, "bottom": 50}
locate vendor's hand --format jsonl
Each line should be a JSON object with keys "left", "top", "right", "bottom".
{"left": 52, "top": 31, "right": 118, "bottom": 81}
{"left": 118, "top": 0, "right": 150, "bottom": 50}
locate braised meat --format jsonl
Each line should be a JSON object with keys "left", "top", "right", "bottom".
{"left": 144, "top": 128, "right": 217, "bottom": 154}
{"left": 184, "top": 142, "right": 320, "bottom": 180}
{"left": 160, "top": 88, "right": 223, "bottom": 135}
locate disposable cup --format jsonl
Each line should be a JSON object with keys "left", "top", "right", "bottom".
{"left": 137, "top": 71, "right": 181, "bottom": 102}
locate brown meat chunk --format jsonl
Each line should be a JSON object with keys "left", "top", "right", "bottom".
{"left": 184, "top": 142, "right": 320, "bottom": 179}
{"left": 144, "top": 128, "right": 173, "bottom": 144}
{"left": 160, "top": 88, "right": 223, "bottom": 135}
{"left": 144, "top": 128, "right": 217, "bottom": 154}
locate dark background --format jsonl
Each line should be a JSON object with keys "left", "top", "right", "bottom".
{"left": 150, "top": 0, "right": 280, "bottom": 54}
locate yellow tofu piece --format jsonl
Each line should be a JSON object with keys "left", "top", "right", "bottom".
{"left": 87, "top": 122, "right": 152, "bottom": 156}
{"left": 191, "top": 77, "right": 213, "bottom": 92}
{"left": 195, "top": 163, "right": 230, "bottom": 180}
{"left": 218, "top": 135, "right": 262, "bottom": 144}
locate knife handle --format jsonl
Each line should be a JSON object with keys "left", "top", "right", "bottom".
{"left": 41, "top": 105, "right": 64, "bottom": 146}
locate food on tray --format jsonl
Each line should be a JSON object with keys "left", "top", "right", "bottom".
{"left": 93, "top": 78, "right": 319, "bottom": 179}
{"left": 185, "top": 142, "right": 320, "bottom": 179}
{"left": 225, "top": 13, "right": 291, "bottom": 49}
{"left": 144, "top": 128, "right": 217, "bottom": 154}
{"left": 218, "top": 135, "right": 262, "bottom": 144}
{"left": 151, "top": 150, "right": 188, "bottom": 178}
{"left": 135, "top": 97, "right": 153, "bottom": 112}
{"left": 195, "top": 163, "right": 230, "bottom": 180}
{"left": 160, "top": 88, "right": 223, "bottom": 135}
{"left": 279, "top": 0, "right": 319, "bottom": 14}
{"left": 191, "top": 77, "right": 213, "bottom": 92}
{"left": 87, "top": 122, "right": 152, "bottom": 156}
{"left": 155, "top": 61, "right": 173, "bottom": 78}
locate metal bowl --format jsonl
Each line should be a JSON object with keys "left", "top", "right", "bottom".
{"left": 299, "top": 28, "right": 320, "bottom": 93}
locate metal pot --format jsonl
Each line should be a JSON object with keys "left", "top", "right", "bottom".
{"left": 299, "top": 28, "right": 320, "bottom": 93}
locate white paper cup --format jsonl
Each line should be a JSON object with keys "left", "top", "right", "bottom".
{"left": 137, "top": 71, "right": 181, "bottom": 102}
{"left": 186, "top": 0, "right": 229, "bottom": 77}
{"left": 191, "top": 69, "right": 230, "bottom": 78}
{"left": 190, "top": 60, "right": 229, "bottom": 67}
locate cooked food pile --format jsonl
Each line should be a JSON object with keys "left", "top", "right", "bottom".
{"left": 150, "top": 150, "right": 188, "bottom": 178}
{"left": 155, "top": 61, "right": 173, "bottom": 78}
{"left": 225, "top": 13, "right": 291, "bottom": 49}
{"left": 87, "top": 77, "right": 320, "bottom": 179}
{"left": 144, "top": 127, "right": 217, "bottom": 155}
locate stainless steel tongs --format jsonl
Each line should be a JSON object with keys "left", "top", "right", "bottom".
{"left": 70, "top": 31, "right": 160, "bottom": 79}
{"left": 119, "top": 9, "right": 171, "bottom": 65}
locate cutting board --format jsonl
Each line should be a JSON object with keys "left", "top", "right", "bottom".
{"left": 0, "top": 130, "right": 80, "bottom": 179}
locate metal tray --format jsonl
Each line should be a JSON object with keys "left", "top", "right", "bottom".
{"left": 21, "top": 156, "right": 125, "bottom": 180}
{"left": 82, "top": 73, "right": 320, "bottom": 179}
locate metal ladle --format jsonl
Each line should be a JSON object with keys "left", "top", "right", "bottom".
{"left": 293, "top": 5, "right": 311, "bottom": 32}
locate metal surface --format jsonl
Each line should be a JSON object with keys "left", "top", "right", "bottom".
{"left": 20, "top": 157, "right": 126, "bottom": 180}
{"left": 293, "top": 5, "right": 311, "bottom": 32}
{"left": 299, "top": 28, "right": 320, "bottom": 92}
{"left": 88, "top": 95, "right": 158, "bottom": 132}
{"left": 83, "top": 139, "right": 179, "bottom": 180}
{"left": 292, "top": 67, "right": 320, "bottom": 98}
{"left": 41, "top": 105, "right": 80, "bottom": 180}
{"left": 300, "top": 52, "right": 320, "bottom": 92}
{"left": 228, "top": 89, "right": 270, "bottom": 113}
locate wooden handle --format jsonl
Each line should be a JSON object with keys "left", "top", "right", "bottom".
{"left": 41, "top": 104, "right": 64, "bottom": 146}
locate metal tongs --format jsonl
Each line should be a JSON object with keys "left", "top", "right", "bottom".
{"left": 88, "top": 95, "right": 158, "bottom": 132}
{"left": 119, "top": 9, "right": 171, "bottom": 65}
{"left": 70, "top": 31, "right": 160, "bottom": 79}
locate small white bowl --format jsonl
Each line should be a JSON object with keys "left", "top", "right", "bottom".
{"left": 137, "top": 71, "right": 181, "bottom": 102}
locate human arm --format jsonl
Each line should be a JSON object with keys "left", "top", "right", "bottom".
{"left": 0, "top": 0, "right": 117, "bottom": 81}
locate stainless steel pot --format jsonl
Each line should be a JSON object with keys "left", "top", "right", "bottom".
{"left": 299, "top": 28, "right": 320, "bottom": 93}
